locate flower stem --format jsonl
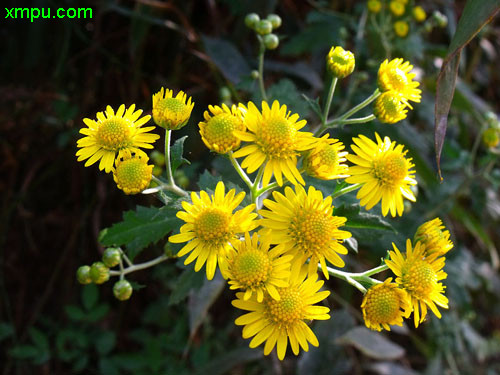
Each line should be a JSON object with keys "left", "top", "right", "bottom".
{"left": 257, "top": 39, "right": 268, "bottom": 102}
{"left": 328, "top": 114, "right": 376, "bottom": 127}
{"left": 251, "top": 164, "right": 266, "bottom": 208}
{"left": 329, "top": 89, "right": 380, "bottom": 126}
{"left": 228, "top": 152, "right": 253, "bottom": 189}
{"left": 331, "top": 183, "right": 361, "bottom": 200}
{"left": 109, "top": 254, "right": 169, "bottom": 277}
{"left": 163, "top": 129, "right": 188, "bottom": 197}
{"left": 318, "top": 263, "right": 387, "bottom": 294}
{"left": 323, "top": 77, "right": 338, "bottom": 124}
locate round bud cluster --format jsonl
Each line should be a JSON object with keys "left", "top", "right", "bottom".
{"left": 102, "top": 248, "right": 121, "bottom": 268}
{"left": 76, "top": 265, "right": 92, "bottom": 285}
{"left": 113, "top": 280, "right": 133, "bottom": 301}
{"left": 245, "top": 13, "right": 282, "bottom": 50}
{"left": 89, "top": 262, "right": 110, "bottom": 284}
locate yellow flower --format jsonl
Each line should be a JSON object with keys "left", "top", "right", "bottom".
{"left": 367, "top": 0, "right": 382, "bottom": 13}
{"left": 169, "top": 181, "right": 258, "bottom": 280}
{"left": 413, "top": 6, "right": 426, "bottom": 22}
{"left": 232, "top": 272, "right": 330, "bottom": 360}
{"left": 304, "top": 134, "right": 349, "bottom": 180}
{"left": 395, "top": 0, "right": 408, "bottom": 4}
{"left": 483, "top": 128, "right": 500, "bottom": 148}
{"left": 361, "top": 278, "right": 412, "bottom": 331}
{"left": 76, "top": 104, "right": 158, "bottom": 173}
{"left": 378, "top": 58, "right": 422, "bottom": 104}
{"left": 233, "top": 101, "right": 317, "bottom": 187}
{"left": 414, "top": 218, "right": 453, "bottom": 257}
{"left": 199, "top": 104, "right": 245, "bottom": 154}
{"left": 259, "top": 185, "right": 351, "bottom": 280}
{"left": 113, "top": 151, "right": 153, "bottom": 194}
{"left": 326, "top": 46, "right": 355, "bottom": 78}
{"left": 223, "top": 232, "right": 293, "bottom": 302}
{"left": 389, "top": 1, "right": 405, "bottom": 16}
{"left": 152, "top": 88, "right": 194, "bottom": 130}
{"left": 346, "top": 133, "right": 417, "bottom": 217}
{"left": 374, "top": 91, "right": 411, "bottom": 124}
{"left": 394, "top": 21, "right": 409, "bottom": 38}
{"left": 386, "top": 239, "right": 449, "bottom": 327}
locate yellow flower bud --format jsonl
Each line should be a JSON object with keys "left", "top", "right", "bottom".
{"left": 113, "top": 151, "right": 153, "bottom": 195}
{"left": 326, "top": 46, "right": 355, "bottom": 78}
{"left": 152, "top": 88, "right": 194, "bottom": 130}
{"left": 389, "top": 1, "right": 405, "bottom": 17}
{"left": 413, "top": 6, "right": 426, "bottom": 22}
{"left": 367, "top": 0, "right": 382, "bottom": 13}
{"left": 374, "top": 91, "right": 410, "bottom": 124}
{"left": 394, "top": 21, "right": 409, "bottom": 38}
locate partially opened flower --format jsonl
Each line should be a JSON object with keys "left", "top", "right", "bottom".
{"left": 232, "top": 272, "right": 330, "bottom": 360}
{"left": 414, "top": 218, "right": 453, "bottom": 257}
{"left": 224, "top": 232, "right": 292, "bottom": 302}
{"left": 113, "top": 151, "right": 153, "bottom": 194}
{"left": 389, "top": 1, "right": 405, "bottom": 16}
{"left": 76, "top": 104, "right": 158, "bottom": 173}
{"left": 367, "top": 0, "right": 382, "bottom": 13}
{"left": 326, "top": 46, "right": 355, "bottom": 79}
{"left": 152, "top": 88, "right": 194, "bottom": 130}
{"left": 361, "top": 278, "right": 412, "bottom": 331}
{"left": 378, "top": 58, "right": 421, "bottom": 104}
{"left": 233, "top": 101, "right": 317, "bottom": 187}
{"left": 374, "top": 91, "right": 411, "bottom": 124}
{"left": 259, "top": 185, "right": 351, "bottom": 279}
{"left": 199, "top": 104, "right": 245, "bottom": 154}
{"left": 346, "top": 133, "right": 417, "bottom": 217}
{"left": 303, "top": 134, "right": 349, "bottom": 180}
{"left": 394, "top": 21, "right": 409, "bottom": 38}
{"left": 169, "top": 181, "right": 258, "bottom": 280}
{"left": 386, "top": 239, "right": 449, "bottom": 327}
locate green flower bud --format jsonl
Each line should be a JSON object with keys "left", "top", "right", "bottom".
{"left": 219, "top": 87, "right": 231, "bottom": 102}
{"left": 113, "top": 280, "right": 133, "bottom": 301}
{"left": 76, "top": 265, "right": 92, "bottom": 285}
{"left": 251, "top": 70, "right": 260, "bottom": 80}
{"left": 263, "top": 34, "right": 279, "bottom": 50}
{"left": 152, "top": 165, "right": 163, "bottom": 177}
{"left": 89, "top": 262, "right": 110, "bottom": 284}
{"left": 102, "top": 248, "right": 121, "bottom": 268}
{"left": 267, "top": 14, "right": 282, "bottom": 29}
{"left": 432, "top": 11, "right": 448, "bottom": 28}
{"left": 150, "top": 150, "right": 165, "bottom": 167}
{"left": 245, "top": 13, "right": 260, "bottom": 29}
{"left": 483, "top": 128, "right": 500, "bottom": 148}
{"left": 255, "top": 20, "right": 272, "bottom": 35}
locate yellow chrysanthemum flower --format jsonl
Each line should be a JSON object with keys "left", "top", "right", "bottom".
{"left": 394, "top": 21, "right": 409, "bottom": 38}
{"left": 389, "top": 1, "right": 405, "bottom": 16}
{"left": 374, "top": 91, "right": 411, "bottom": 124}
{"left": 326, "top": 46, "right": 355, "bottom": 79}
{"left": 223, "top": 232, "right": 293, "bottom": 302}
{"left": 378, "top": 58, "right": 422, "bottom": 104}
{"left": 346, "top": 133, "right": 417, "bottom": 217}
{"left": 76, "top": 104, "right": 159, "bottom": 173}
{"left": 304, "top": 134, "right": 350, "bottom": 180}
{"left": 199, "top": 104, "right": 245, "bottom": 154}
{"left": 414, "top": 218, "right": 454, "bottom": 257}
{"left": 413, "top": 6, "right": 426, "bottom": 22}
{"left": 259, "top": 185, "right": 351, "bottom": 280}
{"left": 169, "top": 181, "right": 258, "bottom": 280}
{"left": 367, "top": 0, "right": 382, "bottom": 13}
{"left": 152, "top": 88, "right": 194, "bottom": 130}
{"left": 361, "top": 278, "right": 412, "bottom": 331}
{"left": 233, "top": 101, "right": 317, "bottom": 187}
{"left": 483, "top": 128, "right": 500, "bottom": 148}
{"left": 232, "top": 272, "right": 330, "bottom": 360}
{"left": 113, "top": 151, "right": 153, "bottom": 195}
{"left": 386, "top": 239, "right": 449, "bottom": 327}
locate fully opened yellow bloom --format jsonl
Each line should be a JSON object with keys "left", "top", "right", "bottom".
{"left": 76, "top": 104, "right": 158, "bottom": 173}
{"left": 113, "top": 151, "right": 153, "bottom": 194}
{"left": 232, "top": 272, "right": 330, "bottom": 360}
{"left": 389, "top": 1, "right": 405, "bottom": 16}
{"left": 413, "top": 6, "right": 426, "bottom": 22}
{"left": 378, "top": 58, "right": 422, "bottom": 104}
{"left": 374, "top": 91, "right": 411, "bottom": 124}
{"left": 259, "top": 185, "right": 351, "bottom": 279}
{"left": 414, "top": 218, "right": 453, "bottom": 257}
{"left": 233, "top": 101, "right": 317, "bottom": 187}
{"left": 199, "top": 104, "right": 245, "bottom": 154}
{"left": 361, "top": 278, "right": 412, "bottom": 331}
{"left": 303, "top": 135, "right": 349, "bottom": 180}
{"left": 326, "top": 46, "right": 355, "bottom": 78}
{"left": 386, "top": 240, "right": 449, "bottom": 327}
{"left": 367, "top": 0, "right": 382, "bottom": 13}
{"left": 224, "top": 232, "right": 293, "bottom": 302}
{"left": 152, "top": 88, "right": 194, "bottom": 130}
{"left": 346, "top": 133, "right": 417, "bottom": 217}
{"left": 169, "top": 182, "right": 258, "bottom": 280}
{"left": 394, "top": 21, "right": 409, "bottom": 37}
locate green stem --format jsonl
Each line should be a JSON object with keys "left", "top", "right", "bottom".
{"left": 331, "top": 183, "right": 361, "bottom": 200}
{"left": 257, "top": 39, "right": 267, "bottom": 102}
{"left": 318, "top": 263, "right": 387, "bottom": 294}
{"left": 323, "top": 77, "right": 338, "bottom": 124}
{"left": 109, "top": 254, "right": 169, "bottom": 277}
{"left": 228, "top": 152, "right": 253, "bottom": 189}
{"left": 251, "top": 164, "right": 266, "bottom": 207}
{"left": 362, "top": 264, "right": 388, "bottom": 277}
{"left": 332, "top": 89, "right": 380, "bottom": 124}
{"left": 255, "top": 181, "right": 280, "bottom": 197}
{"left": 327, "top": 114, "right": 375, "bottom": 127}
{"left": 163, "top": 130, "right": 188, "bottom": 197}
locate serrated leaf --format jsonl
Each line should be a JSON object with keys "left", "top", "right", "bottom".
{"left": 99, "top": 205, "right": 182, "bottom": 260}
{"left": 171, "top": 135, "right": 190, "bottom": 174}
{"left": 254, "top": 79, "right": 310, "bottom": 118}
{"left": 197, "top": 170, "right": 222, "bottom": 191}
{"left": 337, "top": 326, "right": 405, "bottom": 360}
{"left": 302, "top": 94, "right": 323, "bottom": 120}
{"left": 169, "top": 267, "right": 205, "bottom": 306}
{"left": 435, "top": 0, "right": 500, "bottom": 179}
{"left": 202, "top": 35, "right": 250, "bottom": 84}
{"left": 82, "top": 284, "right": 98, "bottom": 311}
{"left": 334, "top": 204, "right": 395, "bottom": 232}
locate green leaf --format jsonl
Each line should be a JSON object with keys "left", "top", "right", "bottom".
{"left": 65, "top": 305, "right": 86, "bottom": 321}
{"left": 82, "top": 284, "right": 98, "bottom": 311}
{"left": 29, "top": 327, "right": 49, "bottom": 350}
{"left": 201, "top": 35, "right": 250, "bottom": 84}
{"left": 254, "top": 79, "right": 311, "bottom": 118}
{"left": 302, "top": 94, "right": 323, "bottom": 120}
{"left": 85, "top": 304, "right": 110, "bottom": 323}
{"left": 99, "top": 205, "right": 182, "bottom": 260}
{"left": 171, "top": 135, "right": 190, "bottom": 174}
{"left": 10, "top": 345, "right": 39, "bottom": 360}
{"left": 0, "top": 322, "right": 14, "bottom": 342}
{"left": 96, "top": 331, "right": 116, "bottom": 355}
{"left": 334, "top": 204, "right": 396, "bottom": 232}
{"left": 197, "top": 170, "right": 221, "bottom": 191}
{"left": 169, "top": 267, "right": 205, "bottom": 306}
{"left": 337, "top": 326, "right": 405, "bottom": 360}
{"left": 194, "top": 347, "right": 263, "bottom": 375}
{"left": 434, "top": 0, "right": 500, "bottom": 179}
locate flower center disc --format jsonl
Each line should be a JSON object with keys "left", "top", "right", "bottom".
{"left": 205, "top": 113, "right": 240, "bottom": 144}
{"left": 96, "top": 118, "right": 132, "bottom": 150}
{"left": 266, "top": 287, "right": 304, "bottom": 324}
{"left": 365, "top": 287, "right": 400, "bottom": 322}
{"left": 195, "top": 208, "right": 230, "bottom": 243}
{"left": 160, "top": 97, "right": 187, "bottom": 113}
{"left": 402, "top": 259, "right": 437, "bottom": 299}
{"left": 258, "top": 117, "right": 296, "bottom": 157}
{"left": 386, "top": 68, "right": 408, "bottom": 91}
{"left": 233, "top": 250, "right": 271, "bottom": 287}
{"left": 319, "top": 146, "right": 339, "bottom": 166}
{"left": 373, "top": 153, "right": 407, "bottom": 187}
{"left": 292, "top": 208, "right": 333, "bottom": 254}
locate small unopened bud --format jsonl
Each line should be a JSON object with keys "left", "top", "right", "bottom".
{"left": 433, "top": 11, "right": 448, "bottom": 28}
{"left": 483, "top": 128, "right": 500, "bottom": 148}
{"left": 251, "top": 70, "right": 259, "bottom": 80}
{"left": 267, "top": 14, "right": 282, "bottom": 29}
{"left": 245, "top": 13, "right": 260, "bottom": 29}
{"left": 76, "top": 265, "right": 92, "bottom": 285}
{"left": 255, "top": 20, "right": 272, "bottom": 35}
{"left": 102, "top": 248, "right": 121, "bottom": 268}
{"left": 263, "top": 34, "right": 279, "bottom": 50}
{"left": 89, "top": 262, "right": 110, "bottom": 284}
{"left": 113, "top": 280, "right": 133, "bottom": 301}
{"left": 150, "top": 150, "right": 165, "bottom": 167}
{"left": 326, "top": 46, "right": 355, "bottom": 78}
